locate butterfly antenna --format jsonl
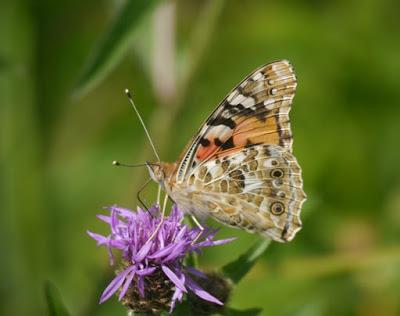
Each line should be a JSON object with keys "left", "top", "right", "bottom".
{"left": 125, "top": 89, "right": 161, "bottom": 162}
{"left": 112, "top": 160, "right": 148, "bottom": 168}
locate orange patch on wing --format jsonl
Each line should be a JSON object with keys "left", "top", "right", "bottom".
{"left": 232, "top": 116, "right": 280, "bottom": 147}
{"left": 200, "top": 115, "right": 282, "bottom": 163}
{"left": 196, "top": 142, "right": 218, "bottom": 161}
{"left": 248, "top": 131, "right": 279, "bottom": 145}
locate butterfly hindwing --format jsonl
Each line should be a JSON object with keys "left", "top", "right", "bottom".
{"left": 175, "top": 60, "right": 296, "bottom": 182}
{"left": 176, "top": 144, "right": 306, "bottom": 242}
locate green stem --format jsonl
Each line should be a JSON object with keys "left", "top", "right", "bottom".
{"left": 222, "top": 238, "right": 272, "bottom": 284}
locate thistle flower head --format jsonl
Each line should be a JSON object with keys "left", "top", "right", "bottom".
{"left": 88, "top": 204, "right": 234, "bottom": 314}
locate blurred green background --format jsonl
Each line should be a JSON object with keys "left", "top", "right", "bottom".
{"left": 1, "top": 0, "right": 400, "bottom": 315}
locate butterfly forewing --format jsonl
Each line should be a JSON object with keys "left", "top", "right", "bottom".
{"left": 175, "top": 60, "right": 296, "bottom": 183}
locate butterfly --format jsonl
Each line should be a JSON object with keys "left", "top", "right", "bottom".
{"left": 146, "top": 60, "right": 306, "bottom": 242}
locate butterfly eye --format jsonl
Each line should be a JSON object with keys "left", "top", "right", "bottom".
{"left": 270, "top": 168, "right": 284, "bottom": 178}
{"left": 271, "top": 202, "right": 285, "bottom": 215}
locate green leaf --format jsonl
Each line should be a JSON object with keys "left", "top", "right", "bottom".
{"left": 223, "top": 307, "right": 263, "bottom": 316}
{"left": 169, "top": 300, "right": 192, "bottom": 316}
{"left": 74, "top": 0, "right": 159, "bottom": 97}
{"left": 44, "top": 281, "right": 70, "bottom": 316}
{"left": 222, "top": 238, "right": 271, "bottom": 284}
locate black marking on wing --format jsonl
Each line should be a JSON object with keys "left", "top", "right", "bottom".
{"left": 222, "top": 101, "right": 245, "bottom": 115}
{"left": 208, "top": 116, "right": 236, "bottom": 129}
{"left": 263, "top": 145, "right": 272, "bottom": 156}
{"left": 281, "top": 223, "right": 290, "bottom": 241}
{"left": 222, "top": 100, "right": 263, "bottom": 119}
{"left": 199, "top": 138, "right": 211, "bottom": 147}
{"left": 245, "top": 139, "right": 262, "bottom": 148}
{"left": 217, "top": 136, "right": 234, "bottom": 150}
{"left": 275, "top": 115, "right": 292, "bottom": 147}
{"left": 254, "top": 103, "right": 269, "bottom": 122}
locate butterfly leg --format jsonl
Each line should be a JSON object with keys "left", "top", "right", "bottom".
{"left": 168, "top": 195, "right": 176, "bottom": 204}
{"left": 191, "top": 215, "right": 205, "bottom": 245}
{"left": 146, "top": 193, "right": 169, "bottom": 242}
{"left": 156, "top": 184, "right": 161, "bottom": 207}
{"left": 161, "top": 193, "right": 168, "bottom": 217}
{"left": 137, "top": 178, "right": 152, "bottom": 212}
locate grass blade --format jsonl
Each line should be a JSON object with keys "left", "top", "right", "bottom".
{"left": 74, "top": 0, "right": 159, "bottom": 97}
{"left": 44, "top": 282, "right": 70, "bottom": 316}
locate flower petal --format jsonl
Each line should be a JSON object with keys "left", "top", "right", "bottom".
{"left": 161, "top": 265, "right": 187, "bottom": 292}
{"left": 137, "top": 276, "right": 145, "bottom": 297}
{"left": 173, "top": 225, "right": 187, "bottom": 242}
{"left": 136, "top": 267, "right": 156, "bottom": 276}
{"left": 100, "top": 266, "right": 135, "bottom": 303}
{"left": 118, "top": 269, "right": 136, "bottom": 301}
{"left": 186, "top": 276, "right": 223, "bottom": 305}
{"left": 134, "top": 240, "right": 153, "bottom": 262}
{"left": 148, "top": 205, "right": 160, "bottom": 216}
{"left": 148, "top": 242, "right": 176, "bottom": 260}
{"left": 171, "top": 204, "right": 183, "bottom": 223}
{"left": 169, "top": 287, "right": 183, "bottom": 313}
{"left": 162, "top": 242, "right": 188, "bottom": 262}
{"left": 107, "top": 247, "right": 115, "bottom": 266}
{"left": 87, "top": 231, "right": 108, "bottom": 245}
{"left": 194, "top": 237, "right": 236, "bottom": 248}
{"left": 186, "top": 267, "right": 207, "bottom": 279}
{"left": 108, "top": 239, "right": 127, "bottom": 249}
{"left": 110, "top": 206, "right": 135, "bottom": 218}
{"left": 111, "top": 208, "right": 119, "bottom": 232}
{"left": 96, "top": 214, "right": 112, "bottom": 223}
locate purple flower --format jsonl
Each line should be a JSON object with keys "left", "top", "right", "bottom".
{"left": 88, "top": 204, "right": 234, "bottom": 313}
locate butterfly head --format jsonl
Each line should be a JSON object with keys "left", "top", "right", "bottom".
{"left": 146, "top": 161, "right": 177, "bottom": 189}
{"left": 146, "top": 162, "right": 164, "bottom": 184}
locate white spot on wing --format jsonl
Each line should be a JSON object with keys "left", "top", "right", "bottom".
{"left": 241, "top": 96, "right": 256, "bottom": 107}
{"left": 230, "top": 93, "right": 247, "bottom": 105}
{"left": 272, "top": 63, "right": 289, "bottom": 76}
{"left": 264, "top": 158, "right": 279, "bottom": 168}
{"left": 208, "top": 125, "right": 232, "bottom": 140}
{"left": 208, "top": 163, "right": 223, "bottom": 178}
{"left": 264, "top": 98, "right": 275, "bottom": 106}
{"left": 227, "top": 90, "right": 238, "bottom": 103}
{"left": 278, "top": 107, "right": 290, "bottom": 114}
{"left": 252, "top": 72, "right": 263, "bottom": 81}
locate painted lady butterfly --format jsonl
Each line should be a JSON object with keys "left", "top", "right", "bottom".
{"left": 147, "top": 60, "right": 306, "bottom": 242}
